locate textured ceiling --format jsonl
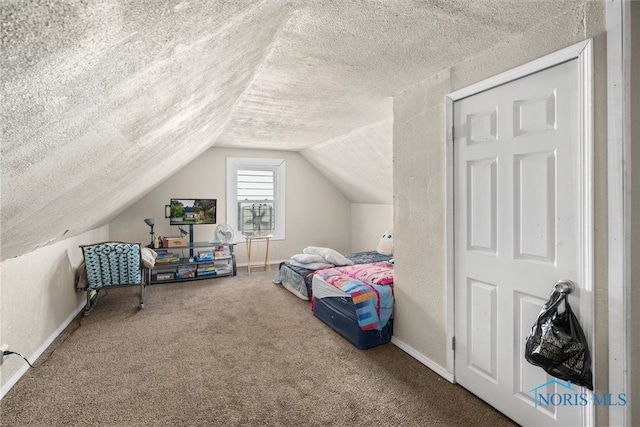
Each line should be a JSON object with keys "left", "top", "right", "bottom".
{"left": 0, "top": 0, "right": 583, "bottom": 260}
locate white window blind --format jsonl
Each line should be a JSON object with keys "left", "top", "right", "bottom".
{"left": 237, "top": 169, "right": 275, "bottom": 236}
{"left": 237, "top": 170, "right": 274, "bottom": 201}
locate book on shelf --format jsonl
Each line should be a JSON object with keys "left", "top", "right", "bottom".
{"left": 195, "top": 250, "right": 214, "bottom": 261}
{"left": 197, "top": 270, "right": 216, "bottom": 277}
{"left": 156, "top": 255, "right": 180, "bottom": 264}
{"left": 176, "top": 265, "right": 196, "bottom": 279}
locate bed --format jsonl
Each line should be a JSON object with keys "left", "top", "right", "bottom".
{"left": 311, "top": 262, "right": 394, "bottom": 349}
{"left": 273, "top": 250, "right": 392, "bottom": 301}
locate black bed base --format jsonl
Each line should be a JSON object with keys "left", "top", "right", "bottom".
{"left": 313, "top": 296, "right": 393, "bottom": 350}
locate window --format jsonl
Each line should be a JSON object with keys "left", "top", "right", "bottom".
{"left": 237, "top": 169, "right": 274, "bottom": 236}
{"left": 226, "top": 157, "right": 285, "bottom": 241}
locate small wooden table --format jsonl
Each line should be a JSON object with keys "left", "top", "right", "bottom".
{"left": 245, "top": 234, "right": 273, "bottom": 273}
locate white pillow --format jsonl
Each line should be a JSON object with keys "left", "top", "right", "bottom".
{"left": 303, "top": 246, "right": 354, "bottom": 266}
{"left": 290, "top": 253, "right": 329, "bottom": 265}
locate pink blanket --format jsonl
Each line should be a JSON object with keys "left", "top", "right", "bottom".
{"left": 334, "top": 262, "right": 393, "bottom": 285}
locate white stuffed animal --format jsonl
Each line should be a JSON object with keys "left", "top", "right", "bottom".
{"left": 376, "top": 229, "right": 394, "bottom": 256}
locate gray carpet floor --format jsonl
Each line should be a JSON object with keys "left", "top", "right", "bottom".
{"left": 0, "top": 268, "right": 517, "bottom": 426}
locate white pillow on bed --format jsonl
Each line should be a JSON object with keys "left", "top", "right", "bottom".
{"left": 303, "top": 246, "right": 354, "bottom": 266}
{"left": 290, "top": 253, "right": 327, "bottom": 265}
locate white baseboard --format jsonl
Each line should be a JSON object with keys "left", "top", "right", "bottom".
{"left": 391, "top": 336, "right": 455, "bottom": 383}
{"left": 0, "top": 300, "right": 85, "bottom": 400}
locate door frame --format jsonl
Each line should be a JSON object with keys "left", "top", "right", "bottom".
{"left": 444, "top": 39, "right": 594, "bottom": 422}
{"left": 606, "top": 1, "right": 633, "bottom": 426}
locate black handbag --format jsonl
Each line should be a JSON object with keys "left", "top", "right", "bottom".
{"left": 524, "top": 290, "right": 593, "bottom": 390}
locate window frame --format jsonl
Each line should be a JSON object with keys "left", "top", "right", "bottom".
{"left": 226, "top": 157, "right": 285, "bottom": 242}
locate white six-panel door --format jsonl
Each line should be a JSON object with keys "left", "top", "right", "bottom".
{"left": 453, "top": 56, "right": 592, "bottom": 427}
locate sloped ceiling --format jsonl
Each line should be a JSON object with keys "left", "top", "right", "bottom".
{"left": 1, "top": 0, "right": 583, "bottom": 260}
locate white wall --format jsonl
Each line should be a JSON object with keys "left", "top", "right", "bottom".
{"left": 392, "top": 4, "right": 609, "bottom": 423}
{"left": 301, "top": 117, "right": 393, "bottom": 205}
{"left": 109, "top": 147, "right": 352, "bottom": 264}
{"left": 0, "top": 225, "right": 109, "bottom": 395}
{"left": 351, "top": 204, "right": 393, "bottom": 253}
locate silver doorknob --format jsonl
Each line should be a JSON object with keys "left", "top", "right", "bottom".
{"left": 554, "top": 279, "right": 575, "bottom": 294}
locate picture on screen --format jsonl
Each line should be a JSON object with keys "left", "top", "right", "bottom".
{"left": 169, "top": 199, "right": 216, "bottom": 225}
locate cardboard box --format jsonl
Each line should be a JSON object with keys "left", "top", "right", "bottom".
{"left": 163, "top": 237, "right": 187, "bottom": 248}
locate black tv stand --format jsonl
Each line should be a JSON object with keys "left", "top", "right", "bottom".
{"left": 148, "top": 240, "right": 236, "bottom": 284}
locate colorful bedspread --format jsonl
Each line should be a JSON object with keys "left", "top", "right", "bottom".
{"left": 314, "top": 262, "right": 394, "bottom": 331}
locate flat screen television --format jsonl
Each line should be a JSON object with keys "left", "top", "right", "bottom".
{"left": 168, "top": 199, "right": 216, "bottom": 225}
